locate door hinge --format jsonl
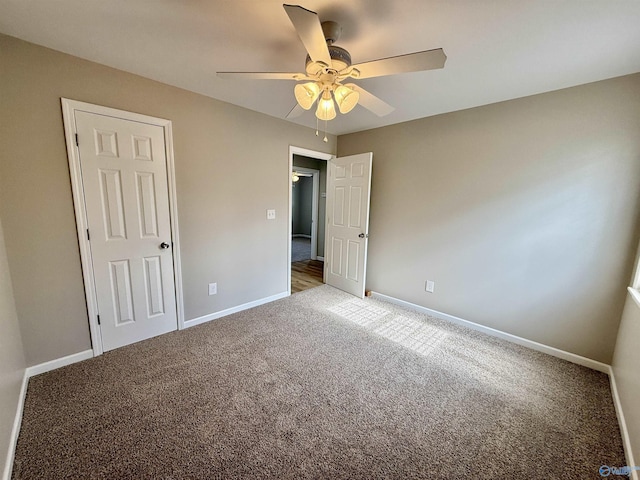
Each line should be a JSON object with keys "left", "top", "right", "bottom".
{"left": 86, "top": 229, "right": 90, "bottom": 240}
{"left": 97, "top": 314, "right": 101, "bottom": 325}
{"left": 75, "top": 133, "right": 79, "bottom": 146}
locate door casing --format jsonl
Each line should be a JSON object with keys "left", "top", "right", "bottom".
{"left": 61, "top": 98, "right": 184, "bottom": 356}
{"left": 288, "top": 146, "right": 332, "bottom": 295}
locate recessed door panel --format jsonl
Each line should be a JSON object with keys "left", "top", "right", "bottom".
{"left": 132, "top": 135, "right": 153, "bottom": 161}
{"left": 333, "top": 186, "right": 346, "bottom": 227}
{"left": 109, "top": 260, "right": 134, "bottom": 325}
{"left": 331, "top": 237, "right": 343, "bottom": 276}
{"left": 351, "top": 162, "right": 364, "bottom": 178}
{"left": 348, "top": 186, "right": 363, "bottom": 229}
{"left": 136, "top": 172, "right": 159, "bottom": 238}
{"left": 94, "top": 130, "right": 119, "bottom": 158}
{"left": 346, "top": 240, "right": 360, "bottom": 282}
{"left": 143, "top": 256, "right": 165, "bottom": 317}
{"left": 99, "top": 169, "right": 127, "bottom": 240}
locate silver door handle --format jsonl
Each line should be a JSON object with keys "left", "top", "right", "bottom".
{"left": 160, "top": 242, "right": 171, "bottom": 249}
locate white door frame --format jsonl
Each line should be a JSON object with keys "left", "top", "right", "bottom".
{"left": 292, "top": 166, "right": 320, "bottom": 259}
{"left": 288, "top": 146, "right": 333, "bottom": 295}
{"left": 61, "top": 98, "right": 184, "bottom": 356}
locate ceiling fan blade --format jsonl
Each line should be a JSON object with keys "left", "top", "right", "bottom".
{"left": 286, "top": 103, "right": 305, "bottom": 119}
{"left": 348, "top": 84, "right": 395, "bottom": 117}
{"left": 283, "top": 4, "right": 331, "bottom": 66}
{"left": 217, "top": 72, "right": 305, "bottom": 80}
{"left": 352, "top": 48, "right": 447, "bottom": 79}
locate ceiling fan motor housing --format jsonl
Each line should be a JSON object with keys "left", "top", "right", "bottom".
{"left": 305, "top": 20, "right": 351, "bottom": 75}
{"left": 305, "top": 46, "right": 351, "bottom": 74}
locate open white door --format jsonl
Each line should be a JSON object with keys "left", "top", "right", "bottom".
{"left": 325, "top": 152, "right": 373, "bottom": 298}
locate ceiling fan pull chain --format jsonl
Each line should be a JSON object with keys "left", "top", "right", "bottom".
{"left": 316, "top": 115, "right": 319, "bottom": 137}
{"left": 323, "top": 119, "right": 328, "bottom": 143}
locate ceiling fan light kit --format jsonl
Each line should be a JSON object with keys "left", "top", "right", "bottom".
{"left": 334, "top": 84, "right": 359, "bottom": 114}
{"left": 316, "top": 89, "right": 337, "bottom": 120}
{"left": 217, "top": 4, "right": 447, "bottom": 134}
{"left": 294, "top": 82, "right": 320, "bottom": 109}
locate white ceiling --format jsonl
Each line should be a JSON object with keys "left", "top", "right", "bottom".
{"left": 2, "top": 0, "right": 640, "bottom": 135}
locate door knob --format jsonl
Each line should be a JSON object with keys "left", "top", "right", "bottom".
{"left": 160, "top": 242, "right": 171, "bottom": 249}
{"left": 358, "top": 233, "right": 368, "bottom": 238}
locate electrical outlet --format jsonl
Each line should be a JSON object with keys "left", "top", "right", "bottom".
{"left": 425, "top": 280, "right": 435, "bottom": 293}
{"left": 266, "top": 209, "right": 276, "bottom": 220}
{"left": 208, "top": 283, "right": 217, "bottom": 295}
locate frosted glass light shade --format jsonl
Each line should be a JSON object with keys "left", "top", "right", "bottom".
{"left": 294, "top": 82, "right": 321, "bottom": 110}
{"left": 316, "top": 96, "right": 336, "bottom": 120}
{"left": 334, "top": 85, "right": 359, "bottom": 114}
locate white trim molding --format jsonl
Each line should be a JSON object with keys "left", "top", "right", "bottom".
{"left": 3, "top": 373, "right": 28, "bottom": 480}
{"left": 3, "top": 349, "right": 93, "bottom": 480}
{"left": 25, "top": 350, "right": 94, "bottom": 378}
{"left": 184, "top": 291, "right": 289, "bottom": 329}
{"left": 370, "top": 291, "right": 610, "bottom": 373}
{"left": 609, "top": 367, "right": 638, "bottom": 480}
{"left": 60, "top": 99, "right": 184, "bottom": 354}
{"left": 627, "top": 287, "right": 640, "bottom": 310}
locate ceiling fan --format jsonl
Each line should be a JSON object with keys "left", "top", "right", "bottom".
{"left": 217, "top": 4, "right": 446, "bottom": 131}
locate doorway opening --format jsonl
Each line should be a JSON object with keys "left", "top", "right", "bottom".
{"left": 288, "top": 147, "right": 332, "bottom": 294}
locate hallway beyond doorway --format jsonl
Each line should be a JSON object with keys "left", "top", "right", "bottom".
{"left": 291, "top": 260, "right": 323, "bottom": 293}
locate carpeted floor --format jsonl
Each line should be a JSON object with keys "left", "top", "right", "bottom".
{"left": 291, "top": 236, "right": 311, "bottom": 262}
{"left": 12, "top": 286, "right": 625, "bottom": 479}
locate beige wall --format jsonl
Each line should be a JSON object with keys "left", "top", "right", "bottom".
{"left": 0, "top": 34, "right": 336, "bottom": 366}
{"left": 612, "top": 292, "right": 640, "bottom": 467}
{"left": 0, "top": 216, "right": 26, "bottom": 477}
{"left": 338, "top": 74, "right": 640, "bottom": 364}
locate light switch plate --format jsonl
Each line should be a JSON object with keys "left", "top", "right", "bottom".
{"left": 208, "top": 283, "right": 217, "bottom": 295}
{"left": 266, "top": 209, "right": 276, "bottom": 220}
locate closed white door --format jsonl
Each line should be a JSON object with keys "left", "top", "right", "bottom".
{"left": 325, "top": 153, "right": 373, "bottom": 298}
{"left": 75, "top": 111, "right": 177, "bottom": 351}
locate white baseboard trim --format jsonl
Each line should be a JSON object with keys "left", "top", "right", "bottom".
{"left": 370, "top": 292, "right": 610, "bottom": 374}
{"left": 292, "top": 234, "right": 311, "bottom": 239}
{"left": 4, "top": 348, "right": 93, "bottom": 480}
{"left": 26, "top": 349, "right": 94, "bottom": 378}
{"left": 184, "top": 291, "right": 289, "bottom": 329}
{"left": 316, "top": 256, "right": 324, "bottom": 261}
{"left": 2, "top": 371, "right": 28, "bottom": 480}
{"left": 609, "top": 367, "right": 638, "bottom": 480}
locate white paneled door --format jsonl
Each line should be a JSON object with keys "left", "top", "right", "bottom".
{"left": 325, "top": 153, "right": 373, "bottom": 298}
{"left": 75, "top": 111, "right": 177, "bottom": 351}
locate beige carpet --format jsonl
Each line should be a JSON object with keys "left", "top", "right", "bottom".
{"left": 12, "top": 285, "right": 625, "bottom": 479}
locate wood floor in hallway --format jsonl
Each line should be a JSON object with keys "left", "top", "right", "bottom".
{"left": 291, "top": 259, "right": 324, "bottom": 293}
